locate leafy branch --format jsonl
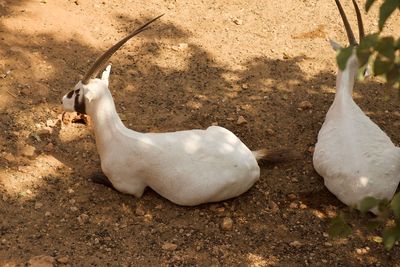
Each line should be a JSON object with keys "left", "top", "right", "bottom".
{"left": 337, "top": 0, "right": 400, "bottom": 87}
{"left": 329, "top": 192, "right": 400, "bottom": 250}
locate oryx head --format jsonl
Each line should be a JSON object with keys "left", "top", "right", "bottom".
{"left": 330, "top": 0, "right": 367, "bottom": 73}
{"left": 62, "top": 14, "right": 163, "bottom": 114}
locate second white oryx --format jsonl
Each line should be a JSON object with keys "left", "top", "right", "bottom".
{"left": 62, "top": 15, "right": 290, "bottom": 206}
{"left": 313, "top": 0, "right": 400, "bottom": 213}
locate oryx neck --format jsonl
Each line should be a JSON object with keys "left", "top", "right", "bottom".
{"left": 334, "top": 64, "right": 357, "bottom": 101}
{"left": 88, "top": 94, "right": 137, "bottom": 145}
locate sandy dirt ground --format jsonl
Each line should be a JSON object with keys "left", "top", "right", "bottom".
{"left": 1, "top": 0, "right": 400, "bottom": 266}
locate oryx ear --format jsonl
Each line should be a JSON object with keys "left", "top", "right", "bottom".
{"left": 101, "top": 64, "right": 112, "bottom": 86}
{"left": 329, "top": 39, "right": 343, "bottom": 51}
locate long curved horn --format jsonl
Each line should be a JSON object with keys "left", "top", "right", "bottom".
{"left": 351, "top": 0, "right": 365, "bottom": 40}
{"left": 334, "top": 0, "right": 357, "bottom": 46}
{"left": 82, "top": 14, "right": 164, "bottom": 85}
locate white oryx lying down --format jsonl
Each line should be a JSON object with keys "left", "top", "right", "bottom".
{"left": 313, "top": 0, "right": 400, "bottom": 213}
{"left": 62, "top": 16, "right": 288, "bottom": 206}
{"left": 62, "top": 15, "right": 290, "bottom": 206}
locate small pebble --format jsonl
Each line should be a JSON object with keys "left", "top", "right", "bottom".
{"left": 27, "top": 255, "right": 55, "bottom": 267}
{"left": 77, "top": 213, "right": 89, "bottom": 225}
{"left": 288, "top": 193, "right": 297, "bottom": 200}
{"left": 135, "top": 206, "right": 145, "bottom": 216}
{"left": 20, "top": 87, "right": 32, "bottom": 96}
{"left": 282, "top": 52, "right": 290, "bottom": 59}
{"left": 21, "top": 145, "right": 36, "bottom": 157}
{"left": 36, "top": 127, "right": 52, "bottom": 136}
{"left": 221, "top": 217, "right": 233, "bottom": 230}
{"left": 299, "top": 203, "right": 308, "bottom": 209}
{"left": 171, "top": 43, "right": 188, "bottom": 51}
{"left": 144, "top": 213, "right": 153, "bottom": 222}
{"left": 43, "top": 143, "right": 54, "bottom": 152}
{"left": 289, "top": 240, "right": 303, "bottom": 249}
{"left": 178, "top": 43, "right": 188, "bottom": 50}
{"left": 298, "top": 101, "right": 313, "bottom": 110}
{"left": 162, "top": 242, "right": 178, "bottom": 251}
{"left": 266, "top": 128, "right": 275, "bottom": 135}
{"left": 34, "top": 202, "right": 43, "bottom": 210}
{"left": 269, "top": 201, "right": 280, "bottom": 213}
{"left": 46, "top": 119, "right": 57, "bottom": 127}
{"left": 233, "top": 18, "right": 243, "bottom": 25}
{"left": 56, "top": 256, "right": 69, "bottom": 264}
{"left": 216, "top": 207, "right": 225, "bottom": 213}
{"left": 4, "top": 153, "right": 15, "bottom": 162}
{"left": 356, "top": 247, "right": 369, "bottom": 255}
{"left": 236, "top": 116, "right": 247, "bottom": 125}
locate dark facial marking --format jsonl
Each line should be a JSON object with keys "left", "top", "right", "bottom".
{"left": 74, "top": 92, "right": 86, "bottom": 114}
{"left": 66, "top": 90, "right": 74, "bottom": 99}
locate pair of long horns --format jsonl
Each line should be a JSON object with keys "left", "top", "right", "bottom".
{"left": 82, "top": 14, "right": 164, "bottom": 85}
{"left": 334, "top": 0, "right": 365, "bottom": 46}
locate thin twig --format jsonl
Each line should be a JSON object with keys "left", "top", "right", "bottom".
{"left": 6, "top": 90, "right": 18, "bottom": 98}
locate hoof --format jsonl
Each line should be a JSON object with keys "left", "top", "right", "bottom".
{"left": 90, "top": 173, "right": 115, "bottom": 190}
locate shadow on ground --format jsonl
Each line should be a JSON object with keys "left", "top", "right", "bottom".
{"left": 0, "top": 1, "right": 399, "bottom": 266}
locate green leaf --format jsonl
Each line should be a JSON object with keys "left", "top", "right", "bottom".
{"left": 391, "top": 193, "right": 400, "bottom": 218}
{"left": 328, "top": 215, "right": 352, "bottom": 237}
{"left": 378, "top": 0, "right": 400, "bottom": 31}
{"left": 366, "top": 0, "right": 377, "bottom": 11}
{"left": 366, "top": 219, "right": 382, "bottom": 230}
{"left": 383, "top": 230, "right": 397, "bottom": 250}
{"left": 357, "top": 34, "right": 380, "bottom": 66}
{"left": 374, "top": 55, "right": 394, "bottom": 75}
{"left": 359, "top": 33, "right": 380, "bottom": 49}
{"left": 378, "top": 198, "right": 390, "bottom": 212}
{"left": 357, "top": 51, "right": 372, "bottom": 67}
{"left": 383, "top": 224, "right": 400, "bottom": 250}
{"left": 359, "top": 196, "right": 381, "bottom": 213}
{"left": 372, "top": 236, "right": 383, "bottom": 243}
{"left": 386, "top": 65, "right": 400, "bottom": 84}
{"left": 395, "top": 37, "right": 400, "bottom": 50}
{"left": 337, "top": 46, "right": 354, "bottom": 70}
{"left": 376, "top": 37, "right": 396, "bottom": 59}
